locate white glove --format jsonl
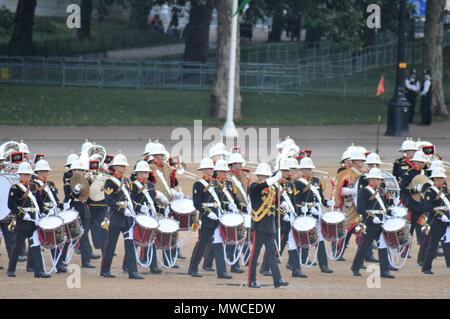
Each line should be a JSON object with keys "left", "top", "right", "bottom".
{"left": 283, "top": 213, "right": 291, "bottom": 222}
{"left": 341, "top": 187, "right": 354, "bottom": 196}
{"left": 326, "top": 199, "right": 335, "bottom": 208}
{"left": 441, "top": 215, "right": 450, "bottom": 223}
{"left": 266, "top": 171, "right": 282, "bottom": 187}
{"left": 140, "top": 205, "right": 150, "bottom": 215}
{"left": 207, "top": 212, "right": 219, "bottom": 221}
{"left": 47, "top": 208, "right": 56, "bottom": 216}
{"left": 280, "top": 201, "right": 289, "bottom": 211}
{"left": 228, "top": 202, "right": 238, "bottom": 213}
{"left": 393, "top": 197, "right": 400, "bottom": 206}
{"left": 372, "top": 216, "right": 382, "bottom": 224}
{"left": 74, "top": 184, "right": 81, "bottom": 193}
{"left": 310, "top": 207, "right": 319, "bottom": 216}
{"left": 156, "top": 191, "right": 169, "bottom": 205}
{"left": 23, "top": 213, "right": 32, "bottom": 221}
{"left": 124, "top": 208, "right": 133, "bottom": 217}
{"left": 301, "top": 206, "right": 308, "bottom": 214}
{"left": 63, "top": 202, "right": 70, "bottom": 210}
{"left": 170, "top": 189, "right": 183, "bottom": 199}
{"left": 414, "top": 184, "right": 423, "bottom": 192}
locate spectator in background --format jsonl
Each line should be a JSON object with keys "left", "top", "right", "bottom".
{"left": 150, "top": 14, "right": 164, "bottom": 33}
{"left": 168, "top": 7, "right": 180, "bottom": 38}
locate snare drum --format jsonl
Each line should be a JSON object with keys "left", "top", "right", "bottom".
{"left": 155, "top": 218, "right": 179, "bottom": 250}
{"left": 390, "top": 206, "right": 408, "bottom": 219}
{"left": 59, "top": 209, "right": 83, "bottom": 242}
{"left": 382, "top": 218, "right": 411, "bottom": 249}
{"left": 321, "top": 211, "right": 346, "bottom": 241}
{"left": 38, "top": 216, "right": 66, "bottom": 249}
{"left": 292, "top": 216, "right": 318, "bottom": 248}
{"left": 220, "top": 213, "right": 245, "bottom": 244}
{"left": 134, "top": 215, "right": 159, "bottom": 247}
{"left": 0, "top": 174, "right": 19, "bottom": 222}
{"left": 170, "top": 198, "right": 196, "bottom": 231}
{"left": 244, "top": 214, "right": 252, "bottom": 244}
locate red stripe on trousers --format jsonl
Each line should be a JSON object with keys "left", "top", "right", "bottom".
{"left": 247, "top": 230, "right": 257, "bottom": 287}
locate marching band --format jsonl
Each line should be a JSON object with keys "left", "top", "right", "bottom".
{"left": 0, "top": 136, "right": 449, "bottom": 288}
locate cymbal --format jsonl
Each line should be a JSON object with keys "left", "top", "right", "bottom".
{"left": 70, "top": 173, "right": 90, "bottom": 202}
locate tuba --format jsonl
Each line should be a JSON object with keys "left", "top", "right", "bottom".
{"left": 0, "top": 141, "right": 21, "bottom": 172}
{"left": 85, "top": 143, "right": 107, "bottom": 165}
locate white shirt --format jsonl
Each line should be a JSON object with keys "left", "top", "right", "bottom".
{"left": 405, "top": 78, "right": 420, "bottom": 92}
{"left": 421, "top": 79, "right": 431, "bottom": 96}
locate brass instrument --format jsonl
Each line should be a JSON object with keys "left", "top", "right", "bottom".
{"left": 85, "top": 143, "right": 107, "bottom": 165}
{"left": 0, "top": 141, "right": 21, "bottom": 173}
{"left": 69, "top": 173, "right": 90, "bottom": 202}
{"left": 407, "top": 175, "right": 432, "bottom": 203}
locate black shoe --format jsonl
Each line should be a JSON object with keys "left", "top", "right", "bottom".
{"left": 57, "top": 265, "right": 67, "bottom": 273}
{"left": 248, "top": 281, "right": 261, "bottom": 288}
{"left": 422, "top": 270, "right": 434, "bottom": 275}
{"left": 90, "top": 254, "right": 101, "bottom": 260}
{"left": 292, "top": 270, "right": 308, "bottom": 278}
{"left": 381, "top": 272, "right": 395, "bottom": 279}
{"left": 169, "top": 264, "right": 180, "bottom": 269}
{"left": 361, "top": 265, "right": 367, "bottom": 269}
{"left": 189, "top": 271, "right": 202, "bottom": 278}
{"left": 218, "top": 272, "right": 233, "bottom": 279}
{"left": 150, "top": 267, "right": 162, "bottom": 274}
{"left": 336, "top": 256, "right": 346, "bottom": 262}
{"left": 129, "top": 272, "right": 144, "bottom": 280}
{"left": 202, "top": 267, "right": 215, "bottom": 272}
{"left": 286, "top": 264, "right": 293, "bottom": 270}
{"left": 260, "top": 270, "right": 272, "bottom": 276}
{"left": 34, "top": 272, "right": 51, "bottom": 278}
{"left": 274, "top": 279, "right": 289, "bottom": 288}
{"left": 82, "top": 263, "right": 96, "bottom": 269}
{"left": 352, "top": 269, "right": 361, "bottom": 276}
{"left": 388, "top": 265, "right": 398, "bottom": 271}
{"left": 320, "top": 266, "right": 334, "bottom": 274}
{"left": 365, "top": 255, "right": 379, "bottom": 263}
{"left": 100, "top": 272, "right": 115, "bottom": 278}
{"left": 26, "top": 267, "right": 35, "bottom": 273}
{"left": 17, "top": 256, "right": 27, "bottom": 263}
{"left": 231, "top": 268, "right": 244, "bottom": 274}
{"left": 7, "top": 271, "right": 16, "bottom": 277}
{"left": 178, "top": 253, "right": 187, "bottom": 260}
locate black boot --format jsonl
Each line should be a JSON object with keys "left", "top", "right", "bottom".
{"left": 443, "top": 243, "right": 450, "bottom": 267}
{"left": 379, "top": 248, "right": 394, "bottom": 278}
{"left": 318, "top": 241, "right": 333, "bottom": 273}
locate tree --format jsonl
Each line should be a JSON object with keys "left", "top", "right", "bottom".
{"left": 210, "top": 0, "right": 241, "bottom": 119}
{"left": 183, "top": 0, "right": 215, "bottom": 63}
{"left": 77, "top": 0, "right": 94, "bottom": 39}
{"left": 8, "top": 0, "right": 37, "bottom": 55}
{"left": 128, "top": 0, "right": 153, "bottom": 29}
{"left": 423, "top": 0, "right": 448, "bottom": 117}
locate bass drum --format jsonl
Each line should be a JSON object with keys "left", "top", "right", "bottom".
{"left": 0, "top": 174, "right": 19, "bottom": 222}
{"left": 89, "top": 173, "right": 109, "bottom": 202}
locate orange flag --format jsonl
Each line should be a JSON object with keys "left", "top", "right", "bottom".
{"left": 376, "top": 76, "right": 385, "bottom": 96}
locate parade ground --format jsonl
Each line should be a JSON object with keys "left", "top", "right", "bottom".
{"left": 1, "top": 122, "right": 450, "bottom": 299}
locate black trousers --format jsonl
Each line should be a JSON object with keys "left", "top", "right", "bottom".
{"left": 422, "top": 219, "right": 448, "bottom": 271}
{"left": 351, "top": 227, "right": 389, "bottom": 273}
{"left": 248, "top": 230, "right": 282, "bottom": 285}
{"left": 7, "top": 229, "right": 44, "bottom": 274}
{"left": 79, "top": 217, "right": 92, "bottom": 265}
{"left": 89, "top": 206, "right": 107, "bottom": 251}
{"left": 101, "top": 226, "right": 138, "bottom": 275}
{"left": 188, "top": 227, "right": 214, "bottom": 273}
{"left": 405, "top": 90, "right": 417, "bottom": 123}
{"left": 300, "top": 240, "right": 328, "bottom": 268}
{"left": 202, "top": 242, "right": 215, "bottom": 269}
{"left": 0, "top": 222, "right": 15, "bottom": 259}
{"left": 260, "top": 229, "right": 288, "bottom": 272}
{"left": 409, "top": 210, "right": 425, "bottom": 244}
{"left": 226, "top": 244, "right": 241, "bottom": 270}
{"left": 420, "top": 95, "right": 432, "bottom": 125}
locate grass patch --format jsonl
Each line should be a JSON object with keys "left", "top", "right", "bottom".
{"left": 2, "top": 83, "right": 447, "bottom": 126}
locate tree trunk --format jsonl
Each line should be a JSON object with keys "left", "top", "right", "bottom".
{"left": 423, "top": 0, "right": 448, "bottom": 117}
{"left": 210, "top": 0, "right": 241, "bottom": 119}
{"left": 8, "top": 0, "right": 37, "bottom": 55}
{"left": 268, "top": 5, "right": 284, "bottom": 42}
{"left": 129, "top": 0, "right": 153, "bottom": 29}
{"left": 183, "top": 0, "right": 215, "bottom": 63}
{"left": 77, "top": 0, "right": 94, "bottom": 39}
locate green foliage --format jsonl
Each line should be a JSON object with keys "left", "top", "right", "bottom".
{"left": 33, "top": 19, "right": 58, "bottom": 34}
{"left": 0, "top": 6, "right": 14, "bottom": 37}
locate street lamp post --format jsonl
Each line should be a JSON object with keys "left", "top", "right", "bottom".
{"left": 385, "top": 0, "right": 410, "bottom": 136}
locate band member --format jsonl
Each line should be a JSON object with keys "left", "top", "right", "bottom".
{"left": 228, "top": 152, "right": 251, "bottom": 270}
{"left": 338, "top": 150, "right": 353, "bottom": 174}
{"left": 130, "top": 160, "right": 167, "bottom": 274}
{"left": 421, "top": 167, "right": 450, "bottom": 274}
{"left": 188, "top": 157, "right": 220, "bottom": 277}
{"left": 351, "top": 168, "right": 395, "bottom": 279}
{"left": 100, "top": 154, "right": 143, "bottom": 279}
{"left": 247, "top": 163, "right": 288, "bottom": 288}
{"left": 393, "top": 139, "right": 418, "bottom": 183}
{"left": 7, "top": 162, "right": 49, "bottom": 278}
{"left": 420, "top": 70, "right": 432, "bottom": 126}
{"left": 32, "top": 159, "right": 67, "bottom": 273}
{"left": 147, "top": 142, "right": 184, "bottom": 265}
{"left": 64, "top": 160, "right": 95, "bottom": 269}
{"left": 333, "top": 149, "right": 367, "bottom": 260}
{"left": 405, "top": 69, "right": 420, "bottom": 124}
{"left": 294, "top": 157, "right": 334, "bottom": 273}
{"left": 400, "top": 151, "right": 428, "bottom": 255}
